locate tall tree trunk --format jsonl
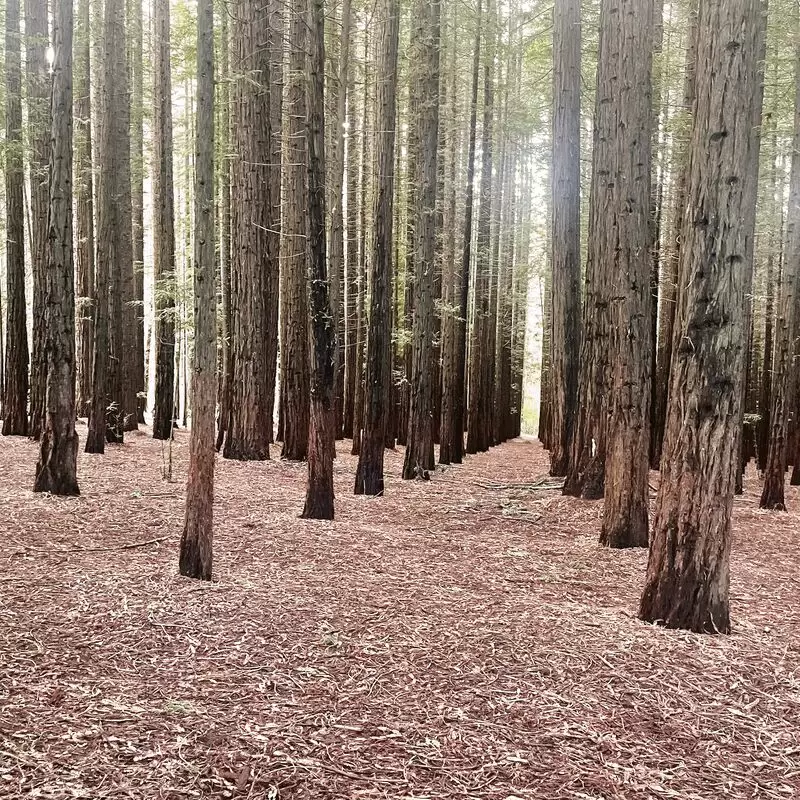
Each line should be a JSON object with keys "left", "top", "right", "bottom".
{"left": 354, "top": 0, "right": 399, "bottom": 495}
{"left": 281, "top": 0, "right": 311, "bottom": 461}
{"left": 303, "top": 0, "right": 336, "bottom": 519}
{"left": 130, "top": 0, "right": 146, "bottom": 425}
{"left": 216, "top": 11, "right": 232, "bottom": 451}
{"left": 640, "top": 0, "right": 765, "bottom": 634}
{"left": 651, "top": 11, "right": 697, "bottom": 468}
{"left": 350, "top": 35, "right": 372, "bottom": 457}
{"left": 181, "top": 0, "right": 215, "bottom": 580}
{"left": 86, "top": 0, "right": 124, "bottom": 453}
{"left": 563, "top": 0, "right": 623, "bottom": 500}
{"left": 26, "top": 0, "right": 51, "bottom": 441}
{"left": 439, "top": 14, "right": 460, "bottom": 466}
{"left": 265, "top": 0, "right": 283, "bottom": 443}
{"left": 75, "top": 0, "right": 95, "bottom": 420}
{"left": 152, "top": 0, "right": 176, "bottom": 441}
{"left": 756, "top": 108, "right": 779, "bottom": 473}
{"left": 223, "top": 0, "right": 273, "bottom": 460}
{"left": 549, "top": 0, "right": 581, "bottom": 475}
{"left": 466, "top": 0, "right": 495, "bottom": 455}
{"left": 328, "top": 0, "right": 352, "bottom": 441}
{"left": 343, "top": 68, "right": 360, "bottom": 440}
{"left": 402, "top": 0, "right": 440, "bottom": 480}
{"left": 34, "top": 0, "right": 80, "bottom": 496}
{"left": 3, "top": 0, "right": 29, "bottom": 437}
{"left": 600, "top": 0, "right": 653, "bottom": 549}
{"left": 445, "top": 0, "right": 481, "bottom": 465}
{"left": 760, "top": 39, "right": 800, "bottom": 512}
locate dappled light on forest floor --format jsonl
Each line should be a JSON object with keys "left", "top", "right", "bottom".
{"left": 1, "top": 429, "right": 798, "bottom": 799}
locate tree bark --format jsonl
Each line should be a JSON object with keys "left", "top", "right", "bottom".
{"left": 402, "top": 0, "right": 440, "bottom": 480}
{"left": 328, "top": 0, "right": 352, "bottom": 441}
{"left": 280, "top": 0, "right": 311, "bottom": 461}
{"left": 3, "top": 0, "right": 29, "bottom": 438}
{"left": 26, "top": 0, "right": 51, "bottom": 441}
{"left": 466, "top": 0, "right": 496, "bottom": 456}
{"left": 34, "top": 0, "right": 80, "bottom": 496}
{"left": 760, "top": 39, "right": 800, "bottom": 512}
{"left": 640, "top": 0, "right": 765, "bottom": 634}
{"left": 444, "top": 0, "right": 481, "bottom": 465}
{"left": 86, "top": 0, "right": 125, "bottom": 453}
{"left": 651, "top": 11, "right": 697, "bottom": 469}
{"left": 130, "top": 0, "right": 146, "bottom": 426}
{"left": 303, "top": 0, "right": 336, "bottom": 519}
{"left": 181, "top": 0, "right": 216, "bottom": 580}
{"left": 75, "top": 0, "right": 95, "bottom": 420}
{"left": 223, "top": 0, "right": 273, "bottom": 460}
{"left": 354, "top": 0, "right": 399, "bottom": 495}
{"left": 548, "top": 0, "right": 581, "bottom": 475}
{"left": 152, "top": 0, "right": 176, "bottom": 441}
{"left": 600, "top": 0, "right": 653, "bottom": 549}
{"left": 215, "top": 11, "right": 232, "bottom": 452}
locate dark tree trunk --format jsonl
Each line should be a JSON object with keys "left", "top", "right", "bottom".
{"left": 760, "top": 42, "right": 800, "bottom": 512}
{"left": 26, "top": 0, "right": 51, "bottom": 441}
{"left": 640, "top": 0, "right": 765, "bottom": 634}
{"left": 130, "top": 0, "right": 146, "bottom": 426}
{"left": 223, "top": 0, "right": 273, "bottom": 460}
{"left": 651, "top": 12, "right": 697, "bottom": 469}
{"left": 3, "top": 0, "right": 29, "bottom": 438}
{"left": 280, "top": 0, "right": 311, "bottom": 461}
{"left": 343, "top": 66, "right": 360, "bottom": 440}
{"left": 86, "top": 0, "right": 125, "bottom": 453}
{"left": 600, "top": 0, "right": 653, "bottom": 549}
{"left": 538, "top": 270, "right": 552, "bottom": 448}
{"left": 466, "top": 0, "right": 495, "bottom": 456}
{"left": 215, "top": 13, "right": 232, "bottom": 452}
{"left": 563, "top": 0, "right": 625, "bottom": 500}
{"left": 402, "top": 0, "right": 440, "bottom": 480}
{"left": 75, "top": 0, "right": 95, "bottom": 420}
{"left": 265, "top": 0, "right": 283, "bottom": 444}
{"left": 350, "top": 39, "right": 371, "bottom": 457}
{"left": 445, "top": 0, "right": 481, "bottom": 465}
{"left": 756, "top": 117, "right": 779, "bottom": 474}
{"left": 152, "top": 0, "right": 176, "bottom": 441}
{"left": 328, "top": 0, "right": 352, "bottom": 441}
{"left": 439, "top": 16, "right": 460, "bottom": 466}
{"left": 548, "top": 0, "right": 581, "bottom": 476}
{"left": 303, "top": 0, "right": 336, "bottom": 519}
{"left": 34, "top": 0, "right": 80, "bottom": 496}
{"left": 354, "top": 0, "right": 399, "bottom": 495}
{"left": 180, "top": 0, "right": 215, "bottom": 580}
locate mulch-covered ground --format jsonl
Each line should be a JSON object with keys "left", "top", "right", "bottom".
{"left": 0, "top": 424, "right": 798, "bottom": 799}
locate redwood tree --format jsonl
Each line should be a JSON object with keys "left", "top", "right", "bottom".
{"left": 354, "top": 0, "right": 399, "bottom": 496}
{"left": 222, "top": 0, "right": 273, "bottom": 460}
{"left": 760, "top": 38, "right": 800, "bottom": 512}
{"left": 548, "top": 0, "right": 581, "bottom": 477}
{"left": 280, "top": 0, "right": 311, "bottom": 462}
{"left": 26, "top": 0, "right": 51, "bottom": 441}
{"left": 402, "top": 0, "right": 441, "bottom": 480}
{"left": 640, "top": 0, "right": 765, "bottom": 634}
{"left": 303, "top": 0, "right": 336, "bottom": 519}
{"left": 34, "top": 0, "right": 80, "bottom": 496}
{"left": 75, "top": 0, "right": 95, "bottom": 419}
{"left": 152, "top": 0, "right": 177, "bottom": 441}
{"left": 181, "top": 0, "right": 215, "bottom": 580}
{"left": 3, "top": 0, "right": 29, "bottom": 438}
{"left": 600, "top": 0, "right": 653, "bottom": 549}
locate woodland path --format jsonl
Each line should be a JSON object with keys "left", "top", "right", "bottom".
{"left": 0, "top": 427, "right": 798, "bottom": 799}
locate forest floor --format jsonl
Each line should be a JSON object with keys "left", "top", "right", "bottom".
{"left": 0, "top": 425, "right": 798, "bottom": 800}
